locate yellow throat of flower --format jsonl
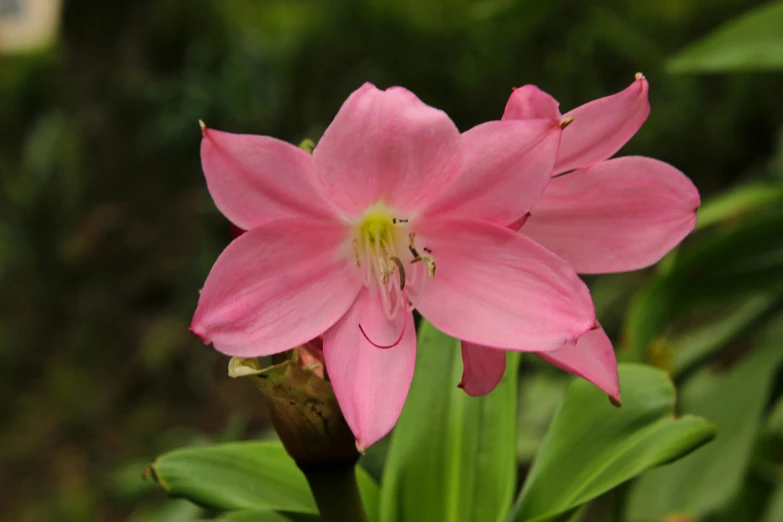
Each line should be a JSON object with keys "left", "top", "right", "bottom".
{"left": 360, "top": 211, "right": 396, "bottom": 247}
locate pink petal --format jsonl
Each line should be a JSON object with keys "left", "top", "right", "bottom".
{"left": 522, "top": 156, "right": 700, "bottom": 274}
{"left": 555, "top": 75, "right": 650, "bottom": 174}
{"left": 323, "top": 287, "right": 416, "bottom": 450}
{"left": 422, "top": 119, "right": 561, "bottom": 225}
{"left": 201, "top": 128, "right": 333, "bottom": 231}
{"left": 311, "top": 83, "right": 464, "bottom": 218}
{"left": 191, "top": 218, "right": 361, "bottom": 356}
{"left": 537, "top": 326, "right": 620, "bottom": 401}
{"left": 502, "top": 85, "right": 561, "bottom": 121}
{"left": 415, "top": 219, "right": 595, "bottom": 352}
{"left": 459, "top": 342, "right": 507, "bottom": 397}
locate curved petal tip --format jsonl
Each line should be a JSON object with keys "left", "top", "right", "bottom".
{"left": 189, "top": 321, "right": 210, "bottom": 345}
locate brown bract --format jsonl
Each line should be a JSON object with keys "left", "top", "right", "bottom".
{"left": 228, "top": 353, "right": 359, "bottom": 467}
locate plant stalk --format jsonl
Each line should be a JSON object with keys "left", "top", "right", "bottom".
{"left": 300, "top": 460, "right": 368, "bottom": 522}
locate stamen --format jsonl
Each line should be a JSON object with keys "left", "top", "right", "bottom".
{"left": 412, "top": 254, "right": 437, "bottom": 277}
{"left": 408, "top": 232, "right": 420, "bottom": 259}
{"left": 388, "top": 277, "right": 403, "bottom": 319}
{"left": 352, "top": 238, "right": 362, "bottom": 267}
{"left": 378, "top": 277, "right": 394, "bottom": 319}
{"left": 379, "top": 256, "right": 388, "bottom": 284}
{"left": 408, "top": 232, "right": 436, "bottom": 277}
{"left": 359, "top": 296, "right": 409, "bottom": 349}
{"left": 390, "top": 256, "right": 406, "bottom": 290}
{"left": 354, "top": 209, "right": 433, "bottom": 320}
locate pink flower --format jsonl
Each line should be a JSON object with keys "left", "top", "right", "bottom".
{"left": 191, "top": 83, "right": 596, "bottom": 450}
{"left": 459, "top": 75, "right": 700, "bottom": 401}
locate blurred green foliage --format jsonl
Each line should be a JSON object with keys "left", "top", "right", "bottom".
{"left": 668, "top": 0, "right": 783, "bottom": 72}
{"left": 1, "top": 0, "right": 782, "bottom": 521}
{"left": 141, "top": 337, "right": 715, "bottom": 522}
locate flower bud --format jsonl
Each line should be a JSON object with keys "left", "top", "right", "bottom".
{"left": 228, "top": 348, "right": 358, "bottom": 467}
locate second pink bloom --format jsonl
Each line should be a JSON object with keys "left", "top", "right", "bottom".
{"left": 460, "top": 75, "right": 700, "bottom": 400}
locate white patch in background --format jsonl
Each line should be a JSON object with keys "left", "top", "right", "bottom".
{"left": 0, "top": 0, "right": 62, "bottom": 54}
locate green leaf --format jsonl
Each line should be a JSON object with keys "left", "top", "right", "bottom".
{"left": 668, "top": 0, "right": 783, "bottom": 72}
{"left": 766, "top": 395, "right": 783, "bottom": 437}
{"left": 147, "top": 441, "right": 380, "bottom": 519}
{"left": 129, "top": 500, "right": 203, "bottom": 522}
{"left": 623, "top": 208, "right": 783, "bottom": 361}
{"left": 211, "top": 510, "right": 309, "bottom": 522}
{"left": 380, "top": 321, "right": 519, "bottom": 522}
{"left": 695, "top": 183, "right": 783, "bottom": 231}
{"left": 510, "top": 364, "right": 716, "bottom": 522}
{"left": 671, "top": 294, "right": 778, "bottom": 376}
{"left": 358, "top": 469, "right": 381, "bottom": 522}
{"left": 625, "top": 337, "right": 783, "bottom": 521}
{"left": 516, "top": 373, "right": 569, "bottom": 463}
{"left": 763, "top": 481, "right": 783, "bottom": 522}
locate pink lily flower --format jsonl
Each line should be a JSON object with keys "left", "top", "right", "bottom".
{"left": 191, "top": 83, "right": 597, "bottom": 450}
{"left": 459, "top": 75, "right": 700, "bottom": 400}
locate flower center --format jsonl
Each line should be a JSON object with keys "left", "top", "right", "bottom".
{"left": 351, "top": 204, "right": 435, "bottom": 323}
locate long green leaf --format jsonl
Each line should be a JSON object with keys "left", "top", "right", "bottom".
{"left": 668, "top": 0, "right": 783, "bottom": 72}
{"left": 147, "top": 441, "right": 379, "bottom": 520}
{"left": 623, "top": 208, "right": 783, "bottom": 360}
{"left": 212, "top": 511, "right": 310, "bottom": 522}
{"left": 766, "top": 395, "right": 783, "bottom": 437}
{"left": 671, "top": 294, "right": 778, "bottom": 375}
{"left": 695, "top": 183, "right": 783, "bottom": 231}
{"left": 511, "top": 365, "right": 716, "bottom": 522}
{"left": 380, "top": 321, "right": 519, "bottom": 522}
{"left": 130, "top": 500, "right": 203, "bottom": 522}
{"left": 625, "top": 337, "right": 783, "bottom": 521}
{"left": 763, "top": 481, "right": 783, "bottom": 522}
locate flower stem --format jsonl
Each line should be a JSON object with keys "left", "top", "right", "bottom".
{"left": 300, "top": 460, "right": 368, "bottom": 522}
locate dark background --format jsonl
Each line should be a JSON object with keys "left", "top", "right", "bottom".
{"left": 1, "top": 0, "right": 781, "bottom": 520}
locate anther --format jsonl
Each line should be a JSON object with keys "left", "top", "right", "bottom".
{"left": 379, "top": 256, "right": 388, "bottom": 284}
{"left": 408, "top": 233, "right": 436, "bottom": 277}
{"left": 635, "top": 72, "right": 644, "bottom": 81}
{"left": 412, "top": 254, "right": 436, "bottom": 277}
{"left": 352, "top": 238, "right": 362, "bottom": 267}
{"left": 390, "top": 256, "right": 406, "bottom": 290}
{"left": 198, "top": 119, "right": 206, "bottom": 135}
